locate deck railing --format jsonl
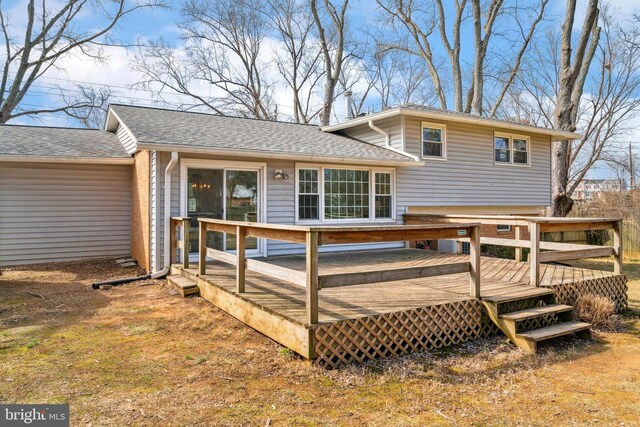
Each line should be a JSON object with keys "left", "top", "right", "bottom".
{"left": 175, "top": 218, "right": 483, "bottom": 325}
{"left": 404, "top": 214, "right": 623, "bottom": 286}
{"left": 170, "top": 217, "right": 191, "bottom": 269}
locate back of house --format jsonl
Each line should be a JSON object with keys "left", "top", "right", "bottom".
{"left": 0, "top": 104, "right": 579, "bottom": 268}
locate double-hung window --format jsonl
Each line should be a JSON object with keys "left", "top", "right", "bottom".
{"left": 422, "top": 122, "right": 446, "bottom": 159}
{"left": 494, "top": 133, "right": 530, "bottom": 166}
{"left": 297, "top": 166, "right": 394, "bottom": 222}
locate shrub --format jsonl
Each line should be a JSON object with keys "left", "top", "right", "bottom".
{"left": 574, "top": 294, "right": 623, "bottom": 331}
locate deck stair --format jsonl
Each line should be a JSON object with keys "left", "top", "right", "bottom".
{"left": 481, "top": 287, "right": 591, "bottom": 353}
{"left": 167, "top": 274, "right": 199, "bottom": 297}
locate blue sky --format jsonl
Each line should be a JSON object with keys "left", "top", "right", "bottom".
{"left": 3, "top": 0, "right": 639, "bottom": 180}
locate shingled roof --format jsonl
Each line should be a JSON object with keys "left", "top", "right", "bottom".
{"left": 108, "top": 104, "right": 418, "bottom": 164}
{"left": 0, "top": 125, "right": 130, "bottom": 159}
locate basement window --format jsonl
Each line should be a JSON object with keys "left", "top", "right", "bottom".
{"left": 497, "top": 224, "right": 512, "bottom": 233}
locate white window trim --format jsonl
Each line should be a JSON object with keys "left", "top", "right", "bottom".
{"left": 493, "top": 132, "right": 531, "bottom": 167}
{"left": 179, "top": 158, "right": 268, "bottom": 257}
{"left": 496, "top": 224, "right": 512, "bottom": 233}
{"left": 421, "top": 121, "right": 447, "bottom": 161}
{"left": 294, "top": 163, "right": 397, "bottom": 224}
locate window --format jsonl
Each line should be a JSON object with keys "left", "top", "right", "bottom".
{"left": 513, "top": 138, "right": 528, "bottom": 164}
{"left": 494, "top": 135, "right": 510, "bottom": 163}
{"left": 375, "top": 172, "right": 392, "bottom": 218}
{"left": 324, "top": 169, "right": 370, "bottom": 219}
{"left": 298, "top": 169, "right": 319, "bottom": 220}
{"left": 497, "top": 224, "right": 512, "bottom": 233}
{"left": 494, "top": 133, "right": 530, "bottom": 165}
{"left": 296, "top": 166, "right": 394, "bottom": 222}
{"left": 422, "top": 122, "right": 446, "bottom": 159}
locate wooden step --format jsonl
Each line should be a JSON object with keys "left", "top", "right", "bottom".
{"left": 517, "top": 320, "right": 591, "bottom": 342}
{"left": 500, "top": 304, "right": 574, "bottom": 322}
{"left": 482, "top": 287, "right": 555, "bottom": 304}
{"left": 167, "top": 275, "right": 199, "bottom": 297}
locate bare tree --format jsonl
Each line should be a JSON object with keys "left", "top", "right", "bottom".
{"left": 511, "top": 5, "right": 640, "bottom": 216}
{"left": 376, "top": 0, "right": 547, "bottom": 115}
{"left": 266, "top": 0, "right": 324, "bottom": 123}
{"left": 0, "top": 0, "right": 162, "bottom": 125}
{"left": 311, "top": 0, "right": 350, "bottom": 126}
{"left": 135, "top": 0, "right": 278, "bottom": 119}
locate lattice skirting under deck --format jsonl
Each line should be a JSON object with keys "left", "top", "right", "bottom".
{"left": 313, "top": 274, "right": 628, "bottom": 368}
{"left": 547, "top": 275, "right": 628, "bottom": 313}
{"left": 313, "top": 300, "right": 500, "bottom": 368}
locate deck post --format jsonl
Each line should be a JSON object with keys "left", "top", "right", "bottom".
{"left": 613, "top": 220, "right": 623, "bottom": 274}
{"left": 182, "top": 219, "right": 190, "bottom": 269}
{"left": 305, "top": 230, "right": 319, "bottom": 325}
{"left": 514, "top": 226, "right": 522, "bottom": 262}
{"left": 529, "top": 222, "right": 540, "bottom": 286}
{"left": 469, "top": 224, "right": 481, "bottom": 298}
{"left": 236, "top": 225, "right": 246, "bottom": 293}
{"left": 199, "top": 221, "right": 206, "bottom": 276}
{"left": 170, "top": 219, "right": 177, "bottom": 265}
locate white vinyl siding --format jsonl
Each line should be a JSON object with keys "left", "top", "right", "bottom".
{"left": 335, "top": 117, "right": 404, "bottom": 150}
{"left": 116, "top": 124, "right": 138, "bottom": 154}
{"left": 395, "top": 117, "right": 551, "bottom": 218}
{"left": 0, "top": 162, "right": 131, "bottom": 266}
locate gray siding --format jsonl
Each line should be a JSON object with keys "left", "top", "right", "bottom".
{"left": 116, "top": 124, "right": 137, "bottom": 154}
{"left": 0, "top": 162, "right": 131, "bottom": 266}
{"left": 153, "top": 152, "right": 401, "bottom": 264}
{"left": 395, "top": 117, "right": 552, "bottom": 217}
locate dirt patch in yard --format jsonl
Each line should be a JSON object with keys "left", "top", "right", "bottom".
{"left": 1, "top": 259, "right": 639, "bottom": 426}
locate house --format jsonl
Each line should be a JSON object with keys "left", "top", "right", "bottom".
{"left": 572, "top": 178, "right": 626, "bottom": 201}
{"left": 0, "top": 103, "right": 579, "bottom": 269}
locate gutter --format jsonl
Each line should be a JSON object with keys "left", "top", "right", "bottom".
{"left": 367, "top": 120, "right": 421, "bottom": 162}
{"left": 0, "top": 155, "right": 134, "bottom": 165}
{"left": 136, "top": 142, "right": 423, "bottom": 167}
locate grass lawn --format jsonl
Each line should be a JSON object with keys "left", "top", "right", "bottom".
{"left": 1, "top": 258, "right": 638, "bottom": 426}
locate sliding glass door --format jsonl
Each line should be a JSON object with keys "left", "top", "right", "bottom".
{"left": 186, "top": 166, "right": 260, "bottom": 255}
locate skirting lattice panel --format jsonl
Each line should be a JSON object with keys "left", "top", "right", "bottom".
{"left": 548, "top": 275, "right": 628, "bottom": 313}
{"left": 314, "top": 300, "right": 500, "bottom": 368}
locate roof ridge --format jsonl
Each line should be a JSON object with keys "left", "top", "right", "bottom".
{"left": 109, "top": 103, "right": 320, "bottom": 127}
{"left": 0, "top": 123, "right": 108, "bottom": 132}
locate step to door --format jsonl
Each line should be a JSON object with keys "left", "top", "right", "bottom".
{"left": 517, "top": 320, "right": 592, "bottom": 342}
{"left": 167, "top": 275, "right": 199, "bottom": 297}
{"left": 500, "top": 304, "right": 574, "bottom": 322}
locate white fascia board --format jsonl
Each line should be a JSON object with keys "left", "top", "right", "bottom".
{"left": 136, "top": 142, "right": 425, "bottom": 167}
{"left": 0, "top": 155, "right": 134, "bottom": 164}
{"left": 322, "top": 107, "right": 581, "bottom": 141}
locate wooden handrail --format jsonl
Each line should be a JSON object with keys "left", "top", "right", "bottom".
{"left": 196, "top": 219, "right": 483, "bottom": 325}
{"left": 418, "top": 214, "right": 624, "bottom": 286}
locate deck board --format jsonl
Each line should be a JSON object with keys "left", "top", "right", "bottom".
{"left": 184, "top": 249, "right": 616, "bottom": 326}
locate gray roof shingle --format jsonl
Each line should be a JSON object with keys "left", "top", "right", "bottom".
{"left": 110, "top": 104, "right": 416, "bottom": 163}
{"left": 0, "top": 125, "right": 130, "bottom": 158}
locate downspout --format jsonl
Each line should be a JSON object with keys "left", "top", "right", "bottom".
{"left": 367, "top": 120, "right": 421, "bottom": 162}
{"left": 92, "top": 151, "right": 179, "bottom": 289}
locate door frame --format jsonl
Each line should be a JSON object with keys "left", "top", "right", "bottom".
{"left": 179, "top": 158, "right": 268, "bottom": 257}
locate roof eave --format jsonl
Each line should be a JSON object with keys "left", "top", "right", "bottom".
{"left": 0, "top": 155, "right": 134, "bottom": 164}
{"left": 321, "top": 107, "right": 582, "bottom": 141}
{"left": 136, "top": 142, "right": 424, "bottom": 167}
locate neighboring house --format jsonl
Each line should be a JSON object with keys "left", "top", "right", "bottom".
{"left": 0, "top": 104, "right": 579, "bottom": 269}
{"left": 572, "top": 179, "right": 626, "bottom": 201}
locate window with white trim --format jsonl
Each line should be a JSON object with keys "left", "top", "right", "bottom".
{"left": 497, "top": 224, "right": 512, "bottom": 232}
{"left": 296, "top": 166, "right": 395, "bottom": 222}
{"left": 494, "top": 133, "right": 530, "bottom": 165}
{"left": 298, "top": 169, "right": 319, "bottom": 220}
{"left": 422, "top": 122, "right": 446, "bottom": 159}
{"left": 375, "top": 172, "right": 392, "bottom": 218}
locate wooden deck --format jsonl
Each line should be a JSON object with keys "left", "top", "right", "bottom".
{"left": 178, "top": 248, "right": 616, "bottom": 325}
